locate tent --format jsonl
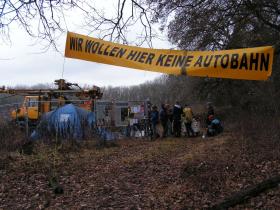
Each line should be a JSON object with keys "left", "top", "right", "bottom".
{"left": 33, "top": 104, "right": 95, "bottom": 140}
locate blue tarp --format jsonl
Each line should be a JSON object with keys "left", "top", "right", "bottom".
{"left": 34, "top": 104, "right": 95, "bottom": 140}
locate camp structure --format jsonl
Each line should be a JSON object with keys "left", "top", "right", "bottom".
{"left": 32, "top": 104, "right": 95, "bottom": 140}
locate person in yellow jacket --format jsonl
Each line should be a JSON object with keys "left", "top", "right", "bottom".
{"left": 183, "top": 104, "right": 194, "bottom": 137}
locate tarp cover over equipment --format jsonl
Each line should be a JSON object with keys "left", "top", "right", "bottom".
{"left": 36, "top": 104, "right": 95, "bottom": 140}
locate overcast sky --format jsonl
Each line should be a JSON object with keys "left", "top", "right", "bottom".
{"left": 0, "top": 1, "right": 174, "bottom": 88}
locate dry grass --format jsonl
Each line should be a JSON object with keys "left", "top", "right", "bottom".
{"left": 0, "top": 120, "right": 26, "bottom": 152}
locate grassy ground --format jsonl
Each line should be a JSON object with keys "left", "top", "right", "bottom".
{"left": 0, "top": 131, "right": 280, "bottom": 209}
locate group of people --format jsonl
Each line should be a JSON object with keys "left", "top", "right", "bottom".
{"left": 150, "top": 102, "right": 223, "bottom": 139}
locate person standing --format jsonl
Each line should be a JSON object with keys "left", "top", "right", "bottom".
{"left": 173, "top": 102, "right": 183, "bottom": 137}
{"left": 183, "top": 104, "right": 194, "bottom": 137}
{"left": 150, "top": 105, "right": 159, "bottom": 139}
{"left": 166, "top": 104, "right": 173, "bottom": 136}
{"left": 159, "top": 104, "right": 168, "bottom": 138}
{"left": 206, "top": 102, "right": 215, "bottom": 126}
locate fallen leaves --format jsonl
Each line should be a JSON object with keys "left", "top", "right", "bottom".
{"left": 0, "top": 135, "right": 280, "bottom": 209}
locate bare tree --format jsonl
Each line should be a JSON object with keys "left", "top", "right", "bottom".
{"left": 0, "top": 0, "right": 84, "bottom": 47}
{"left": 84, "top": 0, "right": 155, "bottom": 46}
{"left": 0, "top": 0, "right": 157, "bottom": 47}
{"left": 2, "top": 0, "right": 280, "bottom": 48}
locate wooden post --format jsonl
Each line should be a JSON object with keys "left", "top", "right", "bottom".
{"left": 25, "top": 103, "right": 29, "bottom": 139}
{"left": 38, "top": 91, "right": 41, "bottom": 119}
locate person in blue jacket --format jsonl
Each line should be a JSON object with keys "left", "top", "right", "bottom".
{"left": 207, "top": 115, "right": 223, "bottom": 136}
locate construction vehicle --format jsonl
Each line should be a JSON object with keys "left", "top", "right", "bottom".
{"left": 0, "top": 79, "right": 103, "bottom": 125}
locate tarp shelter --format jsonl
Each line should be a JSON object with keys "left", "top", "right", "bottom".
{"left": 34, "top": 104, "right": 95, "bottom": 140}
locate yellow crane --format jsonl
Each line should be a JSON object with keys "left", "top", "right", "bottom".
{"left": 0, "top": 79, "right": 103, "bottom": 125}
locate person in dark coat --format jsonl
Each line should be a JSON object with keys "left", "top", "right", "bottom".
{"left": 206, "top": 102, "right": 215, "bottom": 126}
{"left": 166, "top": 104, "right": 173, "bottom": 136}
{"left": 173, "top": 102, "right": 183, "bottom": 137}
{"left": 150, "top": 105, "right": 159, "bottom": 139}
{"left": 159, "top": 104, "right": 168, "bottom": 137}
{"left": 207, "top": 102, "right": 214, "bottom": 115}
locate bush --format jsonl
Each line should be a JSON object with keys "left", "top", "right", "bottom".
{"left": 0, "top": 120, "right": 26, "bottom": 151}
